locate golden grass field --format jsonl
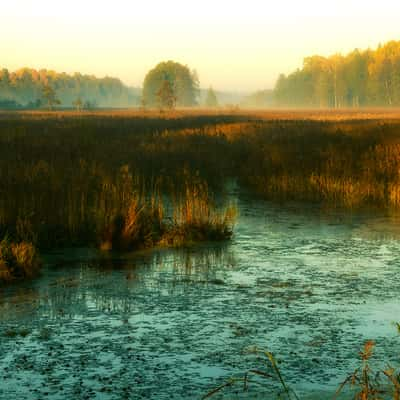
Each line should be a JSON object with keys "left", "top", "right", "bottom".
{"left": 2, "top": 108, "right": 400, "bottom": 280}
{"left": 2, "top": 107, "right": 400, "bottom": 120}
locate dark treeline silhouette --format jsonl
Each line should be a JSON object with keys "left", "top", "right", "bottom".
{"left": 0, "top": 68, "right": 140, "bottom": 109}
{"left": 274, "top": 40, "right": 400, "bottom": 108}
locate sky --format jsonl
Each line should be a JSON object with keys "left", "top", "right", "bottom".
{"left": 1, "top": 0, "right": 400, "bottom": 92}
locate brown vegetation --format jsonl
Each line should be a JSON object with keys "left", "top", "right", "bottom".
{"left": 205, "top": 339, "right": 400, "bottom": 399}
{"left": 0, "top": 237, "right": 41, "bottom": 283}
{"left": 3, "top": 109, "right": 400, "bottom": 278}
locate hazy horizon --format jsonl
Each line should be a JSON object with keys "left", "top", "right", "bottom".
{"left": 1, "top": 0, "right": 400, "bottom": 92}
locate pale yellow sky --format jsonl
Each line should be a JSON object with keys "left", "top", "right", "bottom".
{"left": 1, "top": 0, "right": 399, "bottom": 91}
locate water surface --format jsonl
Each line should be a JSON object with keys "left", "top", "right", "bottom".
{"left": 1, "top": 198, "right": 400, "bottom": 399}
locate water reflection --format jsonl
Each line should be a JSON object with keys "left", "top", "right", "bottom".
{"left": 0, "top": 244, "right": 236, "bottom": 321}
{"left": 1, "top": 200, "right": 400, "bottom": 400}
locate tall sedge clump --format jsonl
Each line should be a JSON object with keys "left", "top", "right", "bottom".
{"left": 99, "top": 166, "right": 165, "bottom": 251}
{"left": 164, "top": 173, "right": 236, "bottom": 246}
{"left": 100, "top": 194, "right": 165, "bottom": 251}
{"left": 119, "top": 193, "right": 164, "bottom": 250}
{"left": 0, "top": 236, "right": 41, "bottom": 283}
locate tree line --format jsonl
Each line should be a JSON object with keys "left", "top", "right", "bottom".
{"left": 274, "top": 40, "right": 400, "bottom": 108}
{"left": 0, "top": 62, "right": 208, "bottom": 110}
{"left": 0, "top": 68, "right": 140, "bottom": 109}
{"left": 6, "top": 39, "right": 400, "bottom": 112}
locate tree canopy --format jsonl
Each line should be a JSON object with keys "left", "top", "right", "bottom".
{"left": 157, "top": 79, "right": 176, "bottom": 109}
{"left": 273, "top": 40, "right": 400, "bottom": 108}
{"left": 142, "top": 61, "right": 199, "bottom": 108}
{"left": 0, "top": 68, "right": 140, "bottom": 109}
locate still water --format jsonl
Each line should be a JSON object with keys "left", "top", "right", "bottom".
{"left": 1, "top": 197, "right": 400, "bottom": 399}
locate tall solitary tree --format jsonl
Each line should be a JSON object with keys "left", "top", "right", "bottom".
{"left": 143, "top": 61, "right": 199, "bottom": 107}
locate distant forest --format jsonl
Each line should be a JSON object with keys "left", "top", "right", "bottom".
{"left": 3, "top": 39, "right": 400, "bottom": 110}
{"left": 0, "top": 68, "right": 140, "bottom": 109}
{"left": 274, "top": 40, "right": 400, "bottom": 108}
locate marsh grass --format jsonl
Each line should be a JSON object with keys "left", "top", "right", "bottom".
{"left": 97, "top": 175, "right": 236, "bottom": 250}
{"left": 204, "top": 339, "right": 400, "bottom": 400}
{"left": 98, "top": 182, "right": 165, "bottom": 251}
{"left": 3, "top": 110, "right": 400, "bottom": 262}
{"left": 202, "top": 348, "right": 298, "bottom": 400}
{"left": 335, "top": 341, "right": 383, "bottom": 400}
{"left": 161, "top": 176, "right": 236, "bottom": 246}
{"left": 335, "top": 340, "right": 400, "bottom": 400}
{"left": 0, "top": 236, "right": 41, "bottom": 283}
{"left": 0, "top": 112, "right": 240, "bottom": 251}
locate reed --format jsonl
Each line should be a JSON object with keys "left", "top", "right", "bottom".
{"left": 161, "top": 175, "right": 236, "bottom": 246}
{"left": 202, "top": 348, "right": 298, "bottom": 399}
{"left": 204, "top": 338, "right": 400, "bottom": 400}
{"left": 3, "top": 110, "right": 400, "bottom": 257}
{"left": 0, "top": 237, "right": 41, "bottom": 282}
{"left": 335, "top": 340, "right": 400, "bottom": 400}
{"left": 230, "top": 118, "right": 400, "bottom": 208}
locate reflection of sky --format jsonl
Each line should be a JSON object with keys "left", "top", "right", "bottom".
{"left": 1, "top": 1, "right": 400, "bottom": 91}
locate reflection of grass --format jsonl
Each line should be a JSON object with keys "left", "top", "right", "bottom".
{"left": 4, "top": 328, "right": 31, "bottom": 338}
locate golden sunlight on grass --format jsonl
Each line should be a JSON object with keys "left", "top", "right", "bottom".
{"left": 3, "top": 110, "right": 400, "bottom": 282}
{"left": 0, "top": 238, "right": 41, "bottom": 283}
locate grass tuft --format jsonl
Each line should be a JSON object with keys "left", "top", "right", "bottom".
{"left": 0, "top": 237, "right": 41, "bottom": 283}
